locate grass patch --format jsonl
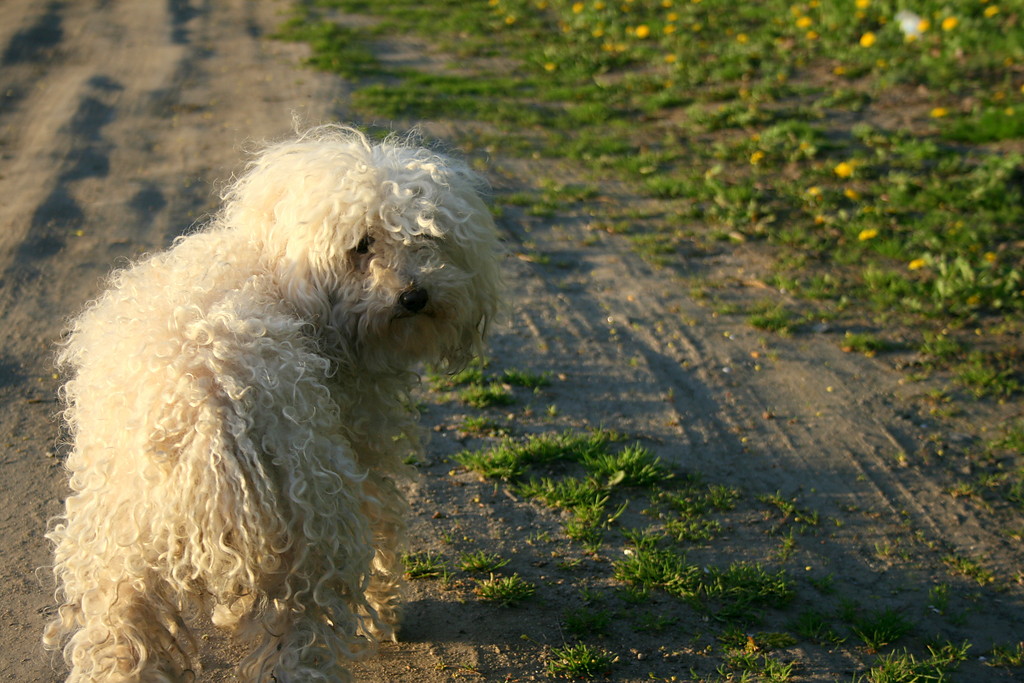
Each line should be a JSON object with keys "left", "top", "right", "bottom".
{"left": 850, "top": 608, "right": 914, "bottom": 652}
{"left": 458, "top": 550, "right": 510, "bottom": 573}
{"left": 856, "top": 642, "right": 971, "bottom": 682}
{"left": 546, "top": 643, "right": 615, "bottom": 680}
{"left": 403, "top": 552, "right": 447, "bottom": 580}
{"left": 475, "top": 573, "right": 536, "bottom": 606}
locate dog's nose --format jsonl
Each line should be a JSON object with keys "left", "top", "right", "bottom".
{"left": 399, "top": 287, "right": 429, "bottom": 313}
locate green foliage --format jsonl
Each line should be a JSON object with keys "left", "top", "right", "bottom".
{"left": 403, "top": 552, "right": 447, "bottom": 580}
{"left": 850, "top": 608, "right": 914, "bottom": 651}
{"left": 458, "top": 550, "right": 510, "bottom": 573}
{"left": 546, "top": 643, "right": 615, "bottom": 679}
{"left": 475, "top": 573, "right": 537, "bottom": 606}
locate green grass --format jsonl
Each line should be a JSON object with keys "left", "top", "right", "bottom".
{"left": 613, "top": 546, "right": 794, "bottom": 619}
{"left": 458, "top": 550, "right": 510, "bottom": 573}
{"left": 272, "top": 7, "right": 380, "bottom": 79}
{"left": 475, "top": 573, "right": 536, "bottom": 606}
{"left": 280, "top": 0, "right": 1024, "bottom": 410}
{"left": 855, "top": 642, "right": 971, "bottom": 682}
{"left": 546, "top": 642, "right": 615, "bottom": 680}
{"left": 403, "top": 551, "right": 447, "bottom": 580}
{"left": 849, "top": 608, "right": 914, "bottom": 652}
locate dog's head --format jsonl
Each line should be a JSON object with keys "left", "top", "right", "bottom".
{"left": 223, "top": 126, "right": 503, "bottom": 372}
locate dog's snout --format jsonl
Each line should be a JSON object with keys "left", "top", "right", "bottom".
{"left": 399, "top": 287, "right": 429, "bottom": 313}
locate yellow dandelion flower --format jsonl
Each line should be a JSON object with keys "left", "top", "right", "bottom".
{"left": 692, "top": 22, "right": 703, "bottom": 32}
{"left": 806, "top": 30, "right": 819, "bottom": 40}
{"left": 635, "top": 24, "right": 651, "bottom": 38}
{"left": 984, "top": 251, "right": 998, "bottom": 263}
{"left": 664, "top": 53, "right": 678, "bottom": 63}
{"left": 908, "top": 258, "right": 926, "bottom": 270}
{"left": 505, "top": 14, "right": 517, "bottom": 24}
{"left": 737, "top": 33, "right": 749, "bottom": 44}
{"left": 543, "top": 62, "right": 558, "bottom": 72}
{"left": 858, "top": 228, "right": 879, "bottom": 241}
{"left": 796, "top": 16, "right": 813, "bottom": 29}
{"left": 662, "top": 0, "right": 673, "bottom": 7}
{"left": 930, "top": 107, "right": 949, "bottom": 118}
{"left": 834, "top": 65, "right": 847, "bottom": 75}
{"left": 594, "top": 1, "right": 606, "bottom": 8}
{"left": 667, "top": 12, "right": 679, "bottom": 21}
{"left": 844, "top": 188, "right": 861, "bottom": 200}
{"left": 664, "top": 24, "right": 677, "bottom": 34}
{"left": 593, "top": 27, "right": 605, "bottom": 37}
{"left": 488, "top": 0, "right": 499, "bottom": 5}
{"left": 941, "top": 16, "right": 958, "bottom": 31}
{"left": 572, "top": 1, "right": 585, "bottom": 13}
{"left": 855, "top": 0, "right": 870, "bottom": 8}
{"left": 967, "top": 294, "right": 981, "bottom": 306}
{"left": 918, "top": 19, "right": 931, "bottom": 33}
{"left": 814, "top": 214, "right": 826, "bottom": 224}
{"left": 834, "top": 161, "right": 855, "bottom": 178}
{"left": 860, "top": 32, "right": 876, "bottom": 47}
{"left": 807, "top": 186, "right": 822, "bottom": 197}
{"left": 750, "top": 150, "right": 766, "bottom": 165}
{"left": 985, "top": 6, "right": 1000, "bottom": 18}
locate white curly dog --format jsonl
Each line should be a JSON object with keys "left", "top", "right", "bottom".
{"left": 44, "top": 125, "right": 503, "bottom": 682}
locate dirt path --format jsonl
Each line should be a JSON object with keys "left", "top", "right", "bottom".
{"left": 1, "top": 2, "right": 1020, "bottom": 682}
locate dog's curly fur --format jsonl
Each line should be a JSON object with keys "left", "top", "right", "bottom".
{"left": 44, "top": 125, "right": 502, "bottom": 682}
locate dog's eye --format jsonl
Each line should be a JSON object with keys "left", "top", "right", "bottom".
{"left": 354, "top": 236, "right": 374, "bottom": 254}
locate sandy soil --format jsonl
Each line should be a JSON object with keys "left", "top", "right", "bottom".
{"left": 1, "top": 2, "right": 1020, "bottom": 681}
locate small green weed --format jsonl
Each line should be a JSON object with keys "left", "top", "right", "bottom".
{"left": 652, "top": 478, "right": 739, "bottom": 518}
{"left": 942, "top": 554, "right": 995, "bottom": 586}
{"left": 274, "top": 10, "right": 379, "bottom": 79}
{"left": 718, "top": 651, "right": 797, "bottom": 683}
{"left": 856, "top": 642, "right": 970, "bottom": 682}
{"left": 546, "top": 643, "right": 615, "bottom": 680}
{"left": 791, "top": 610, "right": 845, "bottom": 645}
{"left": 850, "top": 608, "right": 914, "bottom": 652}
{"left": 458, "top": 415, "right": 508, "bottom": 437}
{"left": 988, "top": 641, "right": 1024, "bottom": 668}
{"left": 458, "top": 550, "right": 510, "bottom": 573}
{"left": 581, "top": 443, "right": 669, "bottom": 488}
{"left": 500, "top": 368, "right": 551, "bottom": 389}
{"left": 748, "top": 302, "right": 795, "bottom": 335}
{"left": 475, "top": 573, "right": 536, "bottom": 607}
{"left": 842, "top": 332, "right": 893, "bottom": 357}
{"left": 759, "top": 492, "right": 821, "bottom": 529}
{"left": 403, "top": 552, "right": 447, "bottom": 580}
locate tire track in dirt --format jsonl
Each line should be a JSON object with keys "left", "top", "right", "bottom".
{"left": 482, "top": 173, "right": 1023, "bottom": 633}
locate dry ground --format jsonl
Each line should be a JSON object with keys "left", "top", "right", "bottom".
{"left": 1, "top": 1, "right": 1020, "bottom": 681}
